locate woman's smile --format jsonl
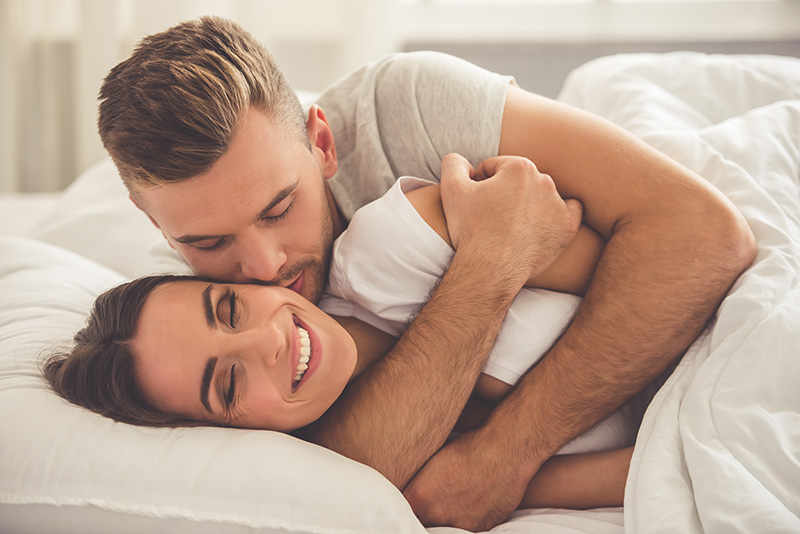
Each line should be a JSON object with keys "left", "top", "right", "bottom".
{"left": 132, "top": 280, "right": 357, "bottom": 431}
{"left": 291, "top": 319, "right": 315, "bottom": 390}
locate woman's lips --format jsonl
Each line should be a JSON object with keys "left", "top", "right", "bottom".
{"left": 291, "top": 315, "right": 320, "bottom": 391}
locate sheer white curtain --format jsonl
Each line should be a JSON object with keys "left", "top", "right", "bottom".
{"left": 1, "top": 0, "right": 119, "bottom": 193}
{"left": 0, "top": 0, "right": 399, "bottom": 193}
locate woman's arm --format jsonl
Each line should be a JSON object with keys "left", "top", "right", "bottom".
{"left": 405, "top": 182, "right": 604, "bottom": 296}
{"left": 520, "top": 447, "right": 633, "bottom": 510}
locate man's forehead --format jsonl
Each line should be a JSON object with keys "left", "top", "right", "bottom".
{"left": 140, "top": 171, "right": 296, "bottom": 236}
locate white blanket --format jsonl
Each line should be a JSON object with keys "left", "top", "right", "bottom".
{"left": 559, "top": 52, "right": 800, "bottom": 534}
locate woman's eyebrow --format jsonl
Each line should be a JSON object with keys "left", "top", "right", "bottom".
{"left": 202, "top": 284, "right": 217, "bottom": 329}
{"left": 200, "top": 356, "right": 218, "bottom": 414}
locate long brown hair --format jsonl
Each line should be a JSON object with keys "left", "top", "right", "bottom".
{"left": 42, "top": 275, "right": 207, "bottom": 427}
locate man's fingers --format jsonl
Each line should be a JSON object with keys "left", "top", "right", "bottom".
{"left": 474, "top": 155, "right": 542, "bottom": 182}
{"left": 564, "top": 198, "right": 584, "bottom": 234}
{"left": 440, "top": 153, "right": 474, "bottom": 185}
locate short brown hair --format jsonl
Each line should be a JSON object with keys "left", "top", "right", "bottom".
{"left": 98, "top": 16, "right": 308, "bottom": 191}
{"left": 42, "top": 275, "right": 206, "bottom": 428}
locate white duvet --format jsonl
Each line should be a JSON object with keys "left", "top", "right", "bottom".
{"left": 558, "top": 52, "right": 800, "bottom": 534}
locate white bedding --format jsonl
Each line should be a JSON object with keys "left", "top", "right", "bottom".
{"left": 1, "top": 52, "right": 798, "bottom": 533}
{"left": 559, "top": 52, "right": 800, "bottom": 533}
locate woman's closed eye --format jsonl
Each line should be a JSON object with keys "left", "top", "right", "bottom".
{"left": 224, "top": 364, "right": 237, "bottom": 411}
{"left": 217, "top": 288, "right": 239, "bottom": 329}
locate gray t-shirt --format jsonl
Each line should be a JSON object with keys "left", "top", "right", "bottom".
{"left": 316, "top": 51, "right": 514, "bottom": 220}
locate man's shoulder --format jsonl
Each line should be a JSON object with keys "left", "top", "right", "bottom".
{"left": 318, "top": 51, "right": 492, "bottom": 104}
{"left": 318, "top": 51, "right": 511, "bottom": 219}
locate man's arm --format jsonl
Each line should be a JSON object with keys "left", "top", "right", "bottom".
{"left": 403, "top": 86, "right": 756, "bottom": 529}
{"left": 307, "top": 154, "right": 583, "bottom": 488}
{"left": 405, "top": 178, "right": 605, "bottom": 297}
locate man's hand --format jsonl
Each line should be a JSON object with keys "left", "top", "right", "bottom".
{"left": 440, "top": 153, "right": 583, "bottom": 289}
{"left": 404, "top": 427, "right": 531, "bottom": 530}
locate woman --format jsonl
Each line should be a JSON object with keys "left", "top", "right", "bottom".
{"left": 43, "top": 155, "right": 633, "bottom": 509}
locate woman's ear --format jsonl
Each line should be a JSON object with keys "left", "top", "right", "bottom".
{"left": 306, "top": 105, "right": 338, "bottom": 179}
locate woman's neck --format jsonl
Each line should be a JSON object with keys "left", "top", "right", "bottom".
{"left": 332, "top": 315, "right": 397, "bottom": 380}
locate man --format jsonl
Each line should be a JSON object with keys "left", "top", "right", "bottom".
{"left": 98, "top": 17, "right": 755, "bottom": 530}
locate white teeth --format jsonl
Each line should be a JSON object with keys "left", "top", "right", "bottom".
{"left": 294, "top": 326, "right": 312, "bottom": 385}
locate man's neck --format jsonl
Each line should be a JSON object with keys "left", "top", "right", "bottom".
{"left": 326, "top": 184, "right": 348, "bottom": 239}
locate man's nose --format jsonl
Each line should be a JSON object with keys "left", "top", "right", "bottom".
{"left": 238, "top": 233, "right": 287, "bottom": 283}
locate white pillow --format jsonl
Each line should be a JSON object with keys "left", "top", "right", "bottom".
{"left": 0, "top": 236, "right": 424, "bottom": 534}
{"left": 28, "top": 159, "right": 186, "bottom": 279}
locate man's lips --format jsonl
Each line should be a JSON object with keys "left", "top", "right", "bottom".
{"left": 286, "top": 271, "right": 304, "bottom": 294}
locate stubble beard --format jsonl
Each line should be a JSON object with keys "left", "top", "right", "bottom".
{"left": 290, "top": 183, "right": 335, "bottom": 305}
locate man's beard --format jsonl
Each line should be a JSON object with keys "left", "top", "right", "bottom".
{"left": 277, "top": 185, "right": 335, "bottom": 304}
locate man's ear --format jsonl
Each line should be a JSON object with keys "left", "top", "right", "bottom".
{"left": 129, "top": 193, "right": 177, "bottom": 251}
{"left": 306, "top": 105, "right": 338, "bottom": 179}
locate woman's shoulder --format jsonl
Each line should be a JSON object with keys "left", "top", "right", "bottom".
{"left": 402, "top": 183, "right": 452, "bottom": 247}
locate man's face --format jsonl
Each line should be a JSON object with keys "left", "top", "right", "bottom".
{"left": 135, "top": 107, "right": 340, "bottom": 304}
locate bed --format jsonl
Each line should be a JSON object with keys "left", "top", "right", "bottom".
{"left": 1, "top": 52, "right": 798, "bottom": 533}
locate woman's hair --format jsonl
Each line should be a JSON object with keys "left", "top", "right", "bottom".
{"left": 98, "top": 16, "right": 309, "bottom": 196}
{"left": 42, "top": 274, "right": 206, "bottom": 428}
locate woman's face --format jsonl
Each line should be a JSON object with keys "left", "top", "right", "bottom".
{"left": 132, "top": 280, "right": 357, "bottom": 431}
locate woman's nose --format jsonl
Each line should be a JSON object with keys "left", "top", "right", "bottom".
{"left": 236, "top": 324, "right": 283, "bottom": 369}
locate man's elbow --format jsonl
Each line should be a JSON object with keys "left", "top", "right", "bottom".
{"left": 728, "top": 216, "right": 757, "bottom": 275}
{"left": 701, "top": 200, "right": 757, "bottom": 282}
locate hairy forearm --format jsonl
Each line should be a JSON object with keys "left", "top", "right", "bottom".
{"left": 487, "top": 87, "right": 757, "bottom": 473}
{"left": 475, "top": 200, "right": 755, "bottom": 475}
{"left": 308, "top": 247, "right": 520, "bottom": 488}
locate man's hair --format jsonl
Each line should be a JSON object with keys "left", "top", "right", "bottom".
{"left": 41, "top": 275, "right": 208, "bottom": 428}
{"left": 98, "top": 16, "right": 308, "bottom": 192}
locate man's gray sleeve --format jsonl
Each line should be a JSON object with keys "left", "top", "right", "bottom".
{"left": 318, "top": 51, "right": 513, "bottom": 221}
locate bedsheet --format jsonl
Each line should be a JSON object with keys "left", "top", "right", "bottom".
{"left": 559, "top": 52, "right": 800, "bottom": 533}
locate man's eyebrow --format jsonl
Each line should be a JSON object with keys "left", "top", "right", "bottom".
{"left": 200, "top": 356, "right": 218, "bottom": 414}
{"left": 173, "top": 180, "right": 299, "bottom": 244}
{"left": 175, "top": 233, "right": 225, "bottom": 245}
{"left": 202, "top": 284, "right": 217, "bottom": 329}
